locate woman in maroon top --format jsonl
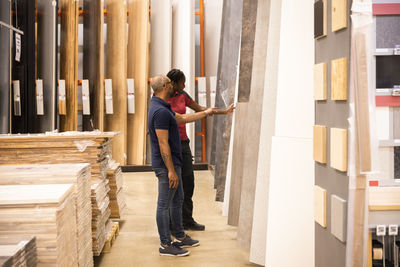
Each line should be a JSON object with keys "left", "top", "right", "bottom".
{"left": 167, "top": 69, "right": 234, "bottom": 230}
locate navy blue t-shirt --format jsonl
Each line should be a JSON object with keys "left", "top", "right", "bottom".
{"left": 148, "top": 96, "right": 182, "bottom": 169}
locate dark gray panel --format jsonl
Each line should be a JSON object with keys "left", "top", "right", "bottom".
{"left": 37, "top": 0, "right": 58, "bottom": 132}
{"left": 0, "top": 2, "right": 11, "bottom": 134}
{"left": 314, "top": 0, "right": 352, "bottom": 265}
{"left": 376, "top": 16, "right": 400, "bottom": 49}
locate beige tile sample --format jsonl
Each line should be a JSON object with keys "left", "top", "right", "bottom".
{"left": 330, "top": 127, "right": 348, "bottom": 171}
{"left": 314, "top": 63, "right": 327, "bottom": 100}
{"left": 332, "top": 0, "right": 347, "bottom": 32}
{"left": 314, "top": 185, "right": 327, "bottom": 228}
{"left": 331, "top": 57, "right": 347, "bottom": 100}
{"left": 313, "top": 125, "right": 327, "bottom": 163}
{"left": 331, "top": 194, "right": 347, "bottom": 242}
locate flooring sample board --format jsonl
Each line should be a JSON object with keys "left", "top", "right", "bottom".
{"left": 150, "top": 0, "right": 172, "bottom": 76}
{"left": 331, "top": 194, "right": 347, "bottom": 242}
{"left": 0, "top": 0, "right": 10, "bottom": 134}
{"left": 83, "top": 0, "right": 105, "bottom": 131}
{"left": 105, "top": 0, "right": 128, "bottom": 165}
{"left": 265, "top": 136, "right": 314, "bottom": 267}
{"left": 369, "top": 186, "right": 400, "bottom": 211}
{"left": 378, "top": 147, "right": 394, "bottom": 180}
{"left": 330, "top": 127, "right": 348, "bottom": 172}
{"left": 60, "top": 0, "right": 79, "bottom": 131}
{"left": 376, "top": 16, "right": 400, "bottom": 49}
{"left": 36, "top": 0, "right": 58, "bottom": 131}
{"left": 314, "top": 0, "right": 327, "bottom": 39}
{"left": 314, "top": 185, "right": 327, "bottom": 228}
{"left": 127, "top": 0, "right": 150, "bottom": 165}
{"left": 332, "top": 0, "right": 347, "bottom": 32}
{"left": 331, "top": 57, "right": 348, "bottom": 100}
{"left": 375, "top": 106, "right": 391, "bottom": 140}
{"left": 211, "top": 0, "right": 243, "bottom": 200}
{"left": 237, "top": 0, "right": 258, "bottom": 103}
{"left": 314, "top": 125, "right": 327, "bottom": 163}
{"left": 314, "top": 62, "right": 327, "bottom": 100}
{"left": 172, "top": 0, "right": 195, "bottom": 153}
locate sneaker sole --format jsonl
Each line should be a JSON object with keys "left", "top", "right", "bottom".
{"left": 178, "top": 242, "right": 200, "bottom": 248}
{"left": 159, "top": 251, "right": 190, "bottom": 257}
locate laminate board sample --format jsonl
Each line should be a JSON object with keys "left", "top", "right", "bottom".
{"left": 105, "top": 0, "right": 128, "bottom": 165}
{"left": 36, "top": 0, "right": 58, "bottom": 132}
{"left": 314, "top": 185, "right": 327, "bottom": 228}
{"left": 314, "top": 62, "right": 327, "bottom": 100}
{"left": 331, "top": 57, "right": 347, "bottom": 100}
{"left": 127, "top": 0, "right": 150, "bottom": 165}
{"left": 369, "top": 186, "right": 400, "bottom": 211}
{"left": 172, "top": 0, "right": 195, "bottom": 153}
{"left": 237, "top": 0, "right": 258, "bottom": 103}
{"left": 0, "top": 1, "right": 10, "bottom": 134}
{"left": 331, "top": 194, "right": 347, "bottom": 242}
{"left": 250, "top": 0, "right": 281, "bottom": 264}
{"left": 83, "top": 0, "right": 104, "bottom": 131}
{"left": 376, "top": 16, "right": 400, "bottom": 49}
{"left": 330, "top": 127, "right": 347, "bottom": 172}
{"left": 331, "top": 0, "right": 347, "bottom": 32}
{"left": 59, "top": 0, "right": 79, "bottom": 131}
{"left": 211, "top": 0, "right": 242, "bottom": 200}
{"left": 313, "top": 125, "right": 327, "bottom": 163}
{"left": 314, "top": 0, "right": 327, "bottom": 39}
{"left": 266, "top": 137, "right": 314, "bottom": 267}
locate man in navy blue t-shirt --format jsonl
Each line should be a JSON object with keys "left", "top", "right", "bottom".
{"left": 148, "top": 75, "right": 214, "bottom": 257}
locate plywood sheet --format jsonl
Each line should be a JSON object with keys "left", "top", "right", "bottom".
{"left": 105, "top": 0, "right": 128, "bottom": 165}
{"left": 314, "top": 185, "right": 327, "bottom": 227}
{"left": 330, "top": 127, "right": 347, "bottom": 172}
{"left": 314, "top": 62, "right": 327, "bottom": 100}
{"left": 127, "top": 0, "right": 150, "bottom": 165}
{"left": 332, "top": 0, "right": 347, "bottom": 32}
{"left": 369, "top": 186, "right": 400, "bottom": 211}
{"left": 313, "top": 125, "right": 327, "bottom": 163}
{"left": 331, "top": 57, "right": 347, "bottom": 100}
{"left": 331, "top": 194, "right": 347, "bottom": 242}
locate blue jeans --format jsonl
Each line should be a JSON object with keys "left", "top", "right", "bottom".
{"left": 154, "top": 166, "right": 185, "bottom": 245}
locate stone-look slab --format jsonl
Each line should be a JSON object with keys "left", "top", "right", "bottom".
{"left": 237, "top": 0, "right": 258, "bottom": 102}
{"left": 211, "top": 0, "right": 243, "bottom": 200}
{"left": 0, "top": 1, "right": 10, "bottom": 134}
{"left": 331, "top": 194, "right": 347, "bottom": 242}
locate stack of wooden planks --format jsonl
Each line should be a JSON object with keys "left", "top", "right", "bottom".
{"left": 0, "top": 237, "right": 37, "bottom": 267}
{"left": 107, "top": 161, "right": 126, "bottom": 218}
{"left": 0, "top": 163, "right": 93, "bottom": 267}
{"left": 0, "top": 184, "right": 77, "bottom": 266}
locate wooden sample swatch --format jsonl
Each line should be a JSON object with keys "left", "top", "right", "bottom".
{"left": 313, "top": 125, "right": 327, "bottom": 163}
{"left": 314, "top": 185, "right": 327, "bottom": 228}
{"left": 127, "top": 0, "right": 150, "bottom": 165}
{"left": 314, "top": 62, "right": 327, "bottom": 100}
{"left": 331, "top": 194, "right": 347, "bottom": 242}
{"left": 331, "top": 57, "right": 348, "bottom": 100}
{"left": 330, "top": 127, "right": 348, "bottom": 172}
{"left": 369, "top": 186, "right": 400, "bottom": 211}
{"left": 314, "top": 0, "right": 327, "bottom": 39}
{"left": 332, "top": 0, "right": 347, "bottom": 32}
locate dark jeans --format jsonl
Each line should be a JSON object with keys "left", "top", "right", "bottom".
{"left": 154, "top": 166, "right": 185, "bottom": 245}
{"left": 181, "top": 139, "right": 196, "bottom": 226}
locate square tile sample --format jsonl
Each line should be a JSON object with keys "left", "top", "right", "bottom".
{"left": 314, "top": 62, "right": 327, "bottom": 100}
{"left": 313, "top": 125, "right": 327, "bottom": 163}
{"left": 332, "top": 0, "right": 347, "bottom": 32}
{"left": 314, "top": 185, "right": 327, "bottom": 228}
{"left": 331, "top": 194, "right": 347, "bottom": 242}
{"left": 330, "top": 128, "right": 348, "bottom": 172}
{"left": 331, "top": 57, "right": 348, "bottom": 100}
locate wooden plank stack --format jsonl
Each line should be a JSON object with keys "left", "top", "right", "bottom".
{"left": 0, "top": 184, "right": 77, "bottom": 266}
{"left": 0, "top": 237, "right": 37, "bottom": 267}
{"left": 107, "top": 161, "right": 126, "bottom": 218}
{"left": 0, "top": 163, "right": 93, "bottom": 267}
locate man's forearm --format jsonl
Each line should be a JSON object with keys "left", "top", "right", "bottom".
{"left": 176, "top": 111, "right": 207, "bottom": 124}
{"left": 159, "top": 143, "right": 176, "bottom": 173}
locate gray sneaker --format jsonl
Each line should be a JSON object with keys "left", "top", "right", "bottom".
{"left": 159, "top": 243, "right": 190, "bottom": 257}
{"left": 173, "top": 234, "right": 200, "bottom": 248}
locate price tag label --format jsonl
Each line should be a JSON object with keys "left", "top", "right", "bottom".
{"left": 389, "top": 225, "right": 398, "bottom": 236}
{"left": 127, "top": 78, "right": 135, "bottom": 114}
{"left": 15, "top": 33, "right": 21, "bottom": 62}
{"left": 377, "top": 225, "right": 386, "bottom": 236}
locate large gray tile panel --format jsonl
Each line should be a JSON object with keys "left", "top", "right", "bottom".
{"left": 0, "top": 2, "right": 10, "bottom": 134}
{"left": 376, "top": 16, "right": 400, "bottom": 49}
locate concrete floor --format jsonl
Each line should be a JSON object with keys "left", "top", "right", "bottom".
{"left": 94, "top": 170, "right": 259, "bottom": 267}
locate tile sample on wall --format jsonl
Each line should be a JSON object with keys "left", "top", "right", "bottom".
{"left": 314, "top": 62, "right": 327, "bottom": 100}
{"left": 313, "top": 125, "right": 327, "bottom": 164}
{"left": 332, "top": 0, "right": 347, "bottom": 32}
{"left": 331, "top": 57, "right": 348, "bottom": 100}
{"left": 331, "top": 194, "right": 347, "bottom": 242}
{"left": 314, "top": 0, "right": 327, "bottom": 39}
{"left": 330, "top": 127, "right": 348, "bottom": 172}
{"left": 314, "top": 185, "right": 327, "bottom": 228}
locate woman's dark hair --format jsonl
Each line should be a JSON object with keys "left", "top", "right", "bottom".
{"left": 166, "top": 69, "right": 186, "bottom": 83}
